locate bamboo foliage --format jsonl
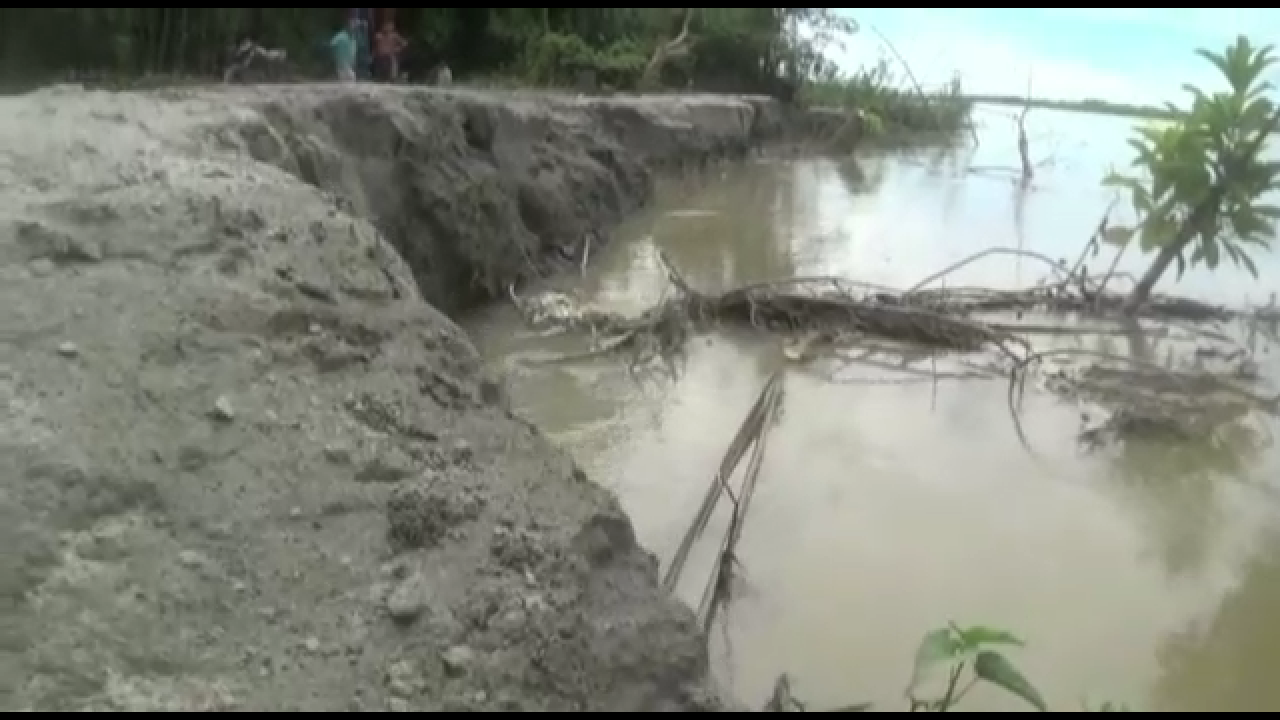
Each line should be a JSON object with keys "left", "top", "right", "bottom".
{"left": 0, "top": 7, "right": 852, "bottom": 94}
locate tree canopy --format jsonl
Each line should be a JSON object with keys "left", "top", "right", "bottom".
{"left": 0, "top": 8, "right": 855, "bottom": 95}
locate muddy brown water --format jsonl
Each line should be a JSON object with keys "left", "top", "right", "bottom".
{"left": 465, "top": 106, "right": 1280, "bottom": 712}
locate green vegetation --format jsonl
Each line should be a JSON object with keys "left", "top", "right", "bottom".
{"left": 968, "top": 94, "right": 1173, "bottom": 119}
{"left": 905, "top": 623, "right": 1047, "bottom": 712}
{"left": 0, "top": 8, "right": 851, "bottom": 97}
{"left": 1099, "top": 36, "right": 1280, "bottom": 312}
{"left": 0, "top": 8, "right": 973, "bottom": 146}
{"left": 778, "top": 622, "right": 1130, "bottom": 712}
{"left": 801, "top": 58, "right": 973, "bottom": 141}
{"left": 0, "top": 8, "right": 969, "bottom": 142}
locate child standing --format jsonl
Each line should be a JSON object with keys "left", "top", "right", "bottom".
{"left": 329, "top": 16, "right": 359, "bottom": 82}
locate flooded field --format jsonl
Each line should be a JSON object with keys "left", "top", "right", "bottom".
{"left": 464, "top": 105, "right": 1280, "bottom": 711}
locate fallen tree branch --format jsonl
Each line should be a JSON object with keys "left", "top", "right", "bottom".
{"left": 509, "top": 252, "right": 1273, "bottom": 467}
{"left": 697, "top": 370, "right": 784, "bottom": 634}
{"left": 663, "top": 371, "right": 785, "bottom": 593}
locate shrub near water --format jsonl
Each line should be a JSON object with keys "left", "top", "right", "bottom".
{"left": 522, "top": 32, "right": 647, "bottom": 89}
{"left": 1101, "top": 35, "right": 1280, "bottom": 312}
{"left": 800, "top": 58, "right": 973, "bottom": 142}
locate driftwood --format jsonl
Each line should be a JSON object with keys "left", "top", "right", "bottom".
{"left": 511, "top": 245, "right": 1277, "bottom": 465}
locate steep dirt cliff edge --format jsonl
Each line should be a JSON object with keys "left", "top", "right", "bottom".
{"left": 0, "top": 84, "right": 779, "bottom": 711}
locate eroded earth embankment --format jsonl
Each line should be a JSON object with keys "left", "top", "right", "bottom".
{"left": 0, "top": 84, "right": 779, "bottom": 711}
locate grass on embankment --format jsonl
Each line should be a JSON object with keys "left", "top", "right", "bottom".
{"left": 800, "top": 69, "right": 973, "bottom": 144}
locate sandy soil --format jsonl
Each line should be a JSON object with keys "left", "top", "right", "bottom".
{"left": 0, "top": 84, "right": 779, "bottom": 711}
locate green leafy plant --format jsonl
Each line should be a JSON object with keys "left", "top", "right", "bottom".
{"left": 1102, "top": 36, "right": 1280, "bottom": 312}
{"left": 905, "top": 623, "right": 1047, "bottom": 712}
{"left": 771, "top": 624, "right": 1133, "bottom": 712}
{"left": 521, "top": 31, "right": 646, "bottom": 89}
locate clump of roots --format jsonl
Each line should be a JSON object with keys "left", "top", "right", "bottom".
{"left": 514, "top": 252, "right": 1026, "bottom": 377}
{"left": 511, "top": 248, "right": 1277, "bottom": 461}
{"left": 1031, "top": 351, "right": 1277, "bottom": 452}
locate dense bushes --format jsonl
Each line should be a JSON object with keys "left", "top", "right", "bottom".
{"left": 0, "top": 7, "right": 847, "bottom": 98}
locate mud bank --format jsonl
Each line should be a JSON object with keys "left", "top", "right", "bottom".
{"left": 0, "top": 85, "right": 780, "bottom": 711}
{"left": 231, "top": 85, "right": 782, "bottom": 314}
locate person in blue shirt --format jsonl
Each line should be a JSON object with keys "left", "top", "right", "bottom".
{"left": 329, "top": 17, "right": 359, "bottom": 82}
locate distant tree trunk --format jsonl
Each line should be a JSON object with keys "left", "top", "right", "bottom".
{"left": 1017, "top": 111, "right": 1033, "bottom": 181}
{"left": 639, "top": 8, "right": 694, "bottom": 90}
{"left": 1017, "top": 77, "right": 1034, "bottom": 181}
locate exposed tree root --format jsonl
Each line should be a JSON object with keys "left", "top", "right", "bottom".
{"left": 510, "top": 247, "right": 1276, "bottom": 465}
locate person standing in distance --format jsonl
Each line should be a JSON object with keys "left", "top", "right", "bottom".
{"left": 373, "top": 20, "right": 408, "bottom": 83}
{"left": 329, "top": 15, "right": 359, "bottom": 82}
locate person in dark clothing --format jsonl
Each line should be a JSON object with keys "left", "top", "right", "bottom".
{"left": 372, "top": 20, "right": 408, "bottom": 82}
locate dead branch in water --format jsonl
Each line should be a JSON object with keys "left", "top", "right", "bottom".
{"left": 696, "top": 370, "right": 784, "bottom": 635}
{"left": 1017, "top": 74, "right": 1034, "bottom": 182}
{"left": 906, "top": 247, "right": 1069, "bottom": 295}
{"left": 663, "top": 371, "right": 784, "bottom": 594}
{"left": 516, "top": 252, "right": 1027, "bottom": 379}
{"left": 1066, "top": 202, "right": 1110, "bottom": 278}
{"left": 513, "top": 238, "right": 1267, "bottom": 357}
{"left": 653, "top": 368, "right": 785, "bottom": 641}
{"left": 512, "top": 243, "right": 1275, "bottom": 464}
{"left": 663, "top": 252, "right": 1023, "bottom": 356}
{"left": 513, "top": 243, "right": 1270, "bottom": 405}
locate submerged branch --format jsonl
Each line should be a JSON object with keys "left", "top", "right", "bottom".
{"left": 697, "top": 370, "right": 784, "bottom": 635}
{"left": 510, "top": 249, "right": 1274, "bottom": 467}
{"left": 663, "top": 371, "right": 784, "bottom": 593}
{"left": 1017, "top": 73, "right": 1034, "bottom": 181}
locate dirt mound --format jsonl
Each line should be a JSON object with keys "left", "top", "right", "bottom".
{"left": 0, "top": 84, "right": 776, "bottom": 711}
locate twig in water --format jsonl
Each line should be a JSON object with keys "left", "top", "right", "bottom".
{"left": 986, "top": 322, "right": 1135, "bottom": 337}
{"left": 1016, "top": 72, "right": 1034, "bottom": 182}
{"left": 905, "top": 247, "right": 1070, "bottom": 295}
{"left": 869, "top": 25, "right": 927, "bottom": 101}
{"left": 1005, "top": 360, "right": 1043, "bottom": 462}
{"left": 1065, "top": 199, "right": 1117, "bottom": 287}
{"left": 930, "top": 354, "right": 939, "bottom": 412}
{"left": 523, "top": 330, "right": 639, "bottom": 366}
{"left": 1019, "top": 346, "right": 1278, "bottom": 413}
{"left": 662, "top": 371, "right": 785, "bottom": 592}
{"left": 1091, "top": 211, "right": 1133, "bottom": 308}
{"left": 697, "top": 370, "right": 785, "bottom": 634}
{"left": 1001, "top": 341, "right": 1271, "bottom": 463}
{"left": 764, "top": 674, "right": 807, "bottom": 712}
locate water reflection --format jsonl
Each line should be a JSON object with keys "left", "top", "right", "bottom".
{"left": 1012, "top": 179, "right": 1031, "bottom": 285}
{"left": 466, "top": 106, "right": 1280, "bottom": 712}
{"left": 1156, "top": 525, "right": 1280, "bottom": 712}
{"left": 832, "top": 156, "right": 886, "bottom": 197}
